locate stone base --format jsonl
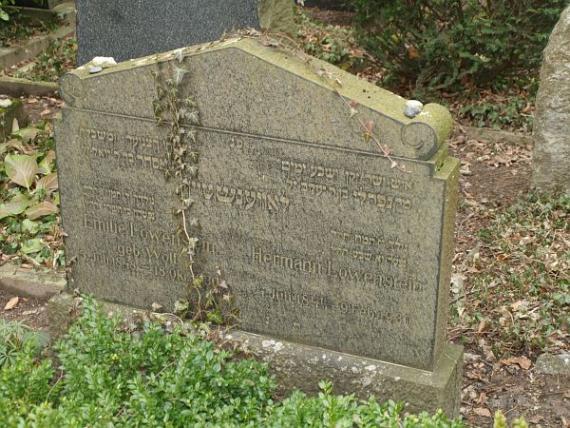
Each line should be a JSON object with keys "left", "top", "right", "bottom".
{"left": 223, "top": 330, "right": 463, "bottom": 417}
{"left": 0, "top": 263, "right": 65, "bottom": 299}
{"left": 46, "top": 293, "right": 463, "bottom": 417}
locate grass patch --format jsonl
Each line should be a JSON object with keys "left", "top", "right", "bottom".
{"left": 452, "top": 193, "right": 569, "bottom": 358}
{"left": 0, "top": 298, "right": 471, "bottom": 427}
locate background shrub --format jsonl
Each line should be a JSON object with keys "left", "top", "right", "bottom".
{"left": 351, "top": 0, "right": 568, "bottom": 97}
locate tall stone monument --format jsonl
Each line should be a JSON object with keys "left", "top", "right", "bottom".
{"left": 533, "top": 6, "right": 570, "bottom": 193}
{"left": 75, "top": 0, "right": 295, "bottom": 65}
{"left": 56, "top": 38, "right": 462, "bottom": 415}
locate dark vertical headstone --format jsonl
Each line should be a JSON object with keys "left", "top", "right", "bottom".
{"left": 14, "top": 0, "right": 64, "bottom": 9}
{"left": 75, "top": 0, "right": 295, "bottom": 65}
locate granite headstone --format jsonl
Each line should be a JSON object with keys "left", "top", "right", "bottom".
{"left": 14, "top": 0, "right": 64, "bottom": 9}
{"left": 56, "top": 38, "right": 462, "bottom": 414}
{"left": 76, "top": 0, "right": 295, "bottom": 65}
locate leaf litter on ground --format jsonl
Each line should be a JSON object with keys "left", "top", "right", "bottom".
{"left": 0, "top": 122, "right": 64, "bottom": 270}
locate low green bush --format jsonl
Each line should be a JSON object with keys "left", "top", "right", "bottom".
{"left": 351, "top": 0, "right": 568, "bottom": 97}
{"left": 0, "top": 0, "right": 15, "bottom": 21}
{"left": 0, "top": 298, "right": 466, "bottom": 427}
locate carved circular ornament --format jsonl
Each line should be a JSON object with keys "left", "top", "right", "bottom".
{"left": 401, "top": 122, "right": 439, "bottom": 160}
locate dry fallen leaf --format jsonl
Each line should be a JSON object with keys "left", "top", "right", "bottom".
{"left": 473, "top": 407, "right": 492, "bottom": 418}
{"left": 477, "top": 318, "right": 491, "bottom": 334}
{"left": 500, "top": 356, "right": 532, "bottom": 370}
{"left": 4, "top": 296, "right": 19, "bottom": 311}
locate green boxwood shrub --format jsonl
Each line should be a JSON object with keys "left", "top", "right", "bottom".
{"left": 0, "top": 298, "right": 465, "bottom": 427}
{"left": 351, "top": 0, "right": 568, "bottom": 96}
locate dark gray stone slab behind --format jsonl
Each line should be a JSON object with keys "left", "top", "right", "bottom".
{"left": 14, "top": 0, "right": 64, "bottom": 9}
{"left": 76, "top": 0, "right": 294, "bottom": 65}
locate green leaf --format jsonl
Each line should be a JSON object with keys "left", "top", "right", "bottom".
{"left": 4, "top": 154, "right": 39, "bottom": 189}
{"left": 25, "top": 200, "right": 58, "bottom": 220}
{"left": 0, "top": 194, "right": 31, "bottom": 220}
{"left": 38, "top": 150, "right": 56, "bottom": 175}
{"left": 14, "top": 127, "right": 39, "bottom": 144}
{"left": 21, "top": 219, "right": 39, "bottom": 235}
{"left": 20, "top": 238, "right": 44, "bottom": 255}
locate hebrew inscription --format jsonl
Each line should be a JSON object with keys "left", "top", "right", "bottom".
{"left": 57, "top": 109, "right": 455, "bottom": 370}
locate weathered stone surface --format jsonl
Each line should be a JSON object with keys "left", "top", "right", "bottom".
{"left": 533, "top": 6, "right": 570, "bottom": 193}
{"left": 76, "top": 0, "right": 295, "bottom": 65}
{"left": 56, "top": 38, "right": 461, "bottom": 412}
{"left": 0, "top": 263, "right": 65, "bottom": 299}
{"left": 46, "top": 292, "right": 78, "bottom": 341}
{"left": 536, "top": 353, "right": 570, "bottom": 376}
{"left": 224, "top": 331, "right": 463, "bottom": 416}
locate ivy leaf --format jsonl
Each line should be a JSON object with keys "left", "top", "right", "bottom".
{"left": 25, "top": 200, "right": 58, "bottom": 220}
{"left": 21, "top": 219, "right": 39, "bottom": 235}
{"left": 4, "top": 154, "right": 39, "bottom": 189}
{"left": 0, "top": 193, "right": 31, "bottom": 220}
{"left": 38, "top": 150, "right": 56, "bottom": 175}
{"left": 20, "top": 238, "right": 44, "bottom": 255}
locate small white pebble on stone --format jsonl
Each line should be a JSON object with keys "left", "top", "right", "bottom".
{"left": 337, "top": 356, "right": 343, "bottom": 362}
{"left": 404, "top": 100, "right": 424, "bottom": 118}
{"left": 394, "top": 376, "right": 401, "bottom": 381}
{"left": 91, "top": 56, "right": 117, "bottom": 67}
{"left": 262, "top": 340, "right": 275, "bottom": 348}
{"left": 174, "top": 48, "right": 185, "bottom": 63}
{"left": 365, "top": 365, "right": 377, "bottom": 371}
{"left": 0, "top": 99, "right": 13, "bottom": 108}
{"left": 273, "top": 342, "right": 284, "bottom": 352}
{"left": 89, "top": 66, "right": 103, "bottom": 74}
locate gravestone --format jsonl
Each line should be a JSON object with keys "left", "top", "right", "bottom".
{"left": 75, "top": 0, "right": 295, "bottom": 65}
{"left": 533, "top": 5, "right": 570, "bottom": 193}
{"left": 56, "top": 38, "right": 462, "bottom": 415}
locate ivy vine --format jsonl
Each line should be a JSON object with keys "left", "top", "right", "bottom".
{"left": 152, "top": 59, "right": 234, "bottom": 325}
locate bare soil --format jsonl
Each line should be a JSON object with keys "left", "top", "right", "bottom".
{"left": 0, "top": 288, "right": 49, "bottom": 331}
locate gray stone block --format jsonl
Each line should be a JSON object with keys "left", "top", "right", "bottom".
{"left": 224, "top": 330, "right": 463, "bottom": 417}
